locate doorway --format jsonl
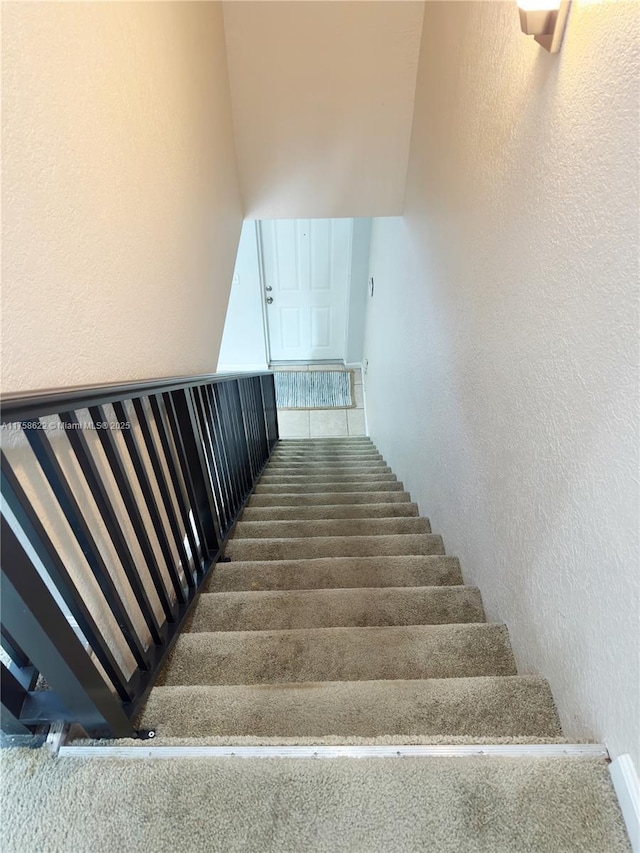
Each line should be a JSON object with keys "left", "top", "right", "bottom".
{"left": 259, "top": 219, "right": 352, "bottom": 363}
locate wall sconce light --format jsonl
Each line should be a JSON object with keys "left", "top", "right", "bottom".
{"left": 518, "top": 0, "right": 571, "bottom": 53}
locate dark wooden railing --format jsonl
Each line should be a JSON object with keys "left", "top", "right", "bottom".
{"left": 0, "top": 372, "right": 277, "bottom": 740}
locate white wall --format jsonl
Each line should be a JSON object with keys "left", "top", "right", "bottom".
{"left": 217, "top": 222, "right": 269, "bottom": 372}
{"left": 222, "top": 1, "right": 423, "bottom": 220}
{"left": 2, "top": 2, "right": 242, "bottom": 393}
{"left": 346, "top": 219, "right": 372, "bottom": 365}
{"left": 364, "top": 1, "right": 640, "bottom": 767}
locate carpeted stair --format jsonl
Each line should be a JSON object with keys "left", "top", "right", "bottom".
{"left": 24, "top": 437, "right": 629, "bottom": 853}
{"left": 141, "top": 437, "right": 565, "bottom": 743}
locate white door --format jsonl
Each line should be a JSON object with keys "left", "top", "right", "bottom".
{"left": 260, "top": 219, "right": 352, "bottom": 362}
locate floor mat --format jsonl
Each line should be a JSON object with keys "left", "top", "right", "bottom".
{"left": 275, "top": 371, "right": 354, "bottom": 409}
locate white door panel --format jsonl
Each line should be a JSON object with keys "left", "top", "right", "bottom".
{"left": 261, "top": 219, "right": 351, "bottom": 361}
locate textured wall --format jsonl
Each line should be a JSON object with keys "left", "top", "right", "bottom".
{"left": 346, "top": 219, "right": 372, "bottom": 365}
{"left": 364, "top": 1, "right": 639, "bottom": 766}
{"left": 217, "top": 222, "right": 269, "bottom": 372}
{"left": 2, "top": 2, "right": 242, "bottom": 393}
{"left": 223, "top": 1, "right": 424, "bottom": 219}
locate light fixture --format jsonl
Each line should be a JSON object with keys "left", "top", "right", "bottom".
{"left": 518, "top": 0, "right": 571, "bottom": 53}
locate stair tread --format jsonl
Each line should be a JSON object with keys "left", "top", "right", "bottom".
{"left": 254, "top": 481, "right": 405, "bottom": 493}
{"left": 190, "top": 585, "right": 484, "bottom": 631}
{"left": 247, "top": 491, "right": 413, "bottom": 506}
{"left": 231, "top": 517, "right": 431, "bottom": 539}
{"left": 158, "top": 623, "right": 516, "bottom": 686}
{"left": 140, "top": 676, "right": 561, "bottom": 739}
{"left": 266, "top": 460, "right": 388, "bottom": 467}
{"left": 206, "top": 555, "right": 463, "bottom": 591}
{"left": 240, "top": 503, "right": 420, "bottom": 521}
{"left": 270, "top": 455, "right": 385, "bottom": 461}
{"left": 225, "top": 532, "right": 444, "bottom": 560}
{"left": 259, "top": 473, "right": 398, "bottom": 482}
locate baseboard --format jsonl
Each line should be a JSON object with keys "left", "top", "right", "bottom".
{"left": 609, "top": 754, "right": 640, "bottom": 852}
{"left": 216, "top": 364, "right": 269, "bottom": 373}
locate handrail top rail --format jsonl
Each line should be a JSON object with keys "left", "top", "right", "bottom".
{"left": 0, "top": 371, "right": 273, "bottom": 424}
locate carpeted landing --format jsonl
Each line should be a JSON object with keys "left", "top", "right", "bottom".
{"left": 6, "top": 438, "right": 629, "bottom": 852}
{"left": 0, "top": 749, "right": 631, "bottom": 853}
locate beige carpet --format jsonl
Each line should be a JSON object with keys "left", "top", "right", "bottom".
{"left": 0, "top": 749, "right": 630, "bottom": 852}
{"left": 1, "top": 437, "right": 630, "bottom": 852}
{"left": 144, "top": 438, "right": 558, "bottom": 740}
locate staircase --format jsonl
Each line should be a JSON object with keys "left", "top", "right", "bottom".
{"left": 5, "top": 437, "right": 631, "bottom": 852}
{"left": 141, "top": 437, "right": 562, "bottom": 742}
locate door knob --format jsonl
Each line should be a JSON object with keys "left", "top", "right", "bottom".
{"left": 266, "top": 297, "right": 274, "bottom": 304}
{"left": 265, "top": 286, "right": 273, "bottom": 292}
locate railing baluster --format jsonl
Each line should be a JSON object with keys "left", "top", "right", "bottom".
{"left": 230, "top": 380, "right": 251, "bottom": 485}
{"left": 191, "top": 388, "right": 228, "bottom": 535}
{"left": 1, "top": 518, "right": 133, "bottom": 736}
{"left": 163, "top": 390, "right": 220, "bottom": 561}
{"left": 112, "top": 401, "right": 187, "bottom": 607}
{"left": 89, "top": 405, "right": 177, "bottom": 625}
{"left": 1, "top": 626, "right": 30, "bottom": 670}
{"left": 253, "top": 376, "right": 269, "bottom": 463}
{"left": 204, "top": 385, "right": 236, "bottom": 528}
{"left": 215, "top": 383, "right": 246, "bottom": 513}
{"left": 239, "top": 379, "right": 258, "bottom": 477}
{"left": 60, "top": 411, "right": 169, "bottom": 637}
{"left": 0, "top": 371, "right": 276, "bottom": 736}
{"left": 131, "top": 398, "right": 193, "bottom": 591}
{"left": 148, "top": 394, "right": 200, "bottom": 582}
{"left": 1, "top": 664, "right": 32, "bottom": 735}
{"left": 22, "top": 426, "right": 152, "bottom": 669}
{"left": 2, "top": 455, "right": 140, "bottom": 700}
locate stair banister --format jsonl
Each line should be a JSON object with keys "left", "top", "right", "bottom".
{"left": 0, "top": 371, "right": 278, "bottom": 741}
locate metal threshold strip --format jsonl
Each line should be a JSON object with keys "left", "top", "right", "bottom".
{"left": 57, "top": 743, "right": 609, "bottom": 760}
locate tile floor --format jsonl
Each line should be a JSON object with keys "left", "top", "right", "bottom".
{"left": 274, "top": 363, "right": 367, "bottom": 438}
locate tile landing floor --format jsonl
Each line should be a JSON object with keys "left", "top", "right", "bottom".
{"left": 273, "top": 363, "right": 366, "bottom": 438}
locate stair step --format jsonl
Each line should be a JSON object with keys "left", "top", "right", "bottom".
{"left": 272, "top": 441, "right": 380, "bottom": 455}
{"left": 270, "top": 447, "right": 384, "bottom": 456}
{"left": 190, "top": 586, "right": 485, "bottom": 632}
{"left": 248, "top": 491, "right": 412, "bottom": 507}
{"left": 266, "top": 462, "right": 389, "bottom": 471}
{"left": 206, "top": 555, "right": 463, "bottom": 592}
{"left": 240, "top": 503, "right": 420, "bottom": 521}
{"left": 278, "top": 438, "right": 373, "bottom": 444}
{"left": 270, "top": 450, "right": 384, "bottom": 464}
{"left": 254, "top": 481, "right": 405, "bottom": 494}
{"left": 225, "top": 533, "right": 444, "bottom": 561}
{"left": 159, "top": 623, "right": 515, "bottom": 686}
{"left": 141, "top": 676, "right": 561, "bottom": 738}
{"left": 259, "top": 472, "right": 397, "bottom": 484}
{"left": 231, "top": 517, "right": 431, "bottom": 540}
